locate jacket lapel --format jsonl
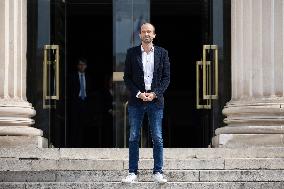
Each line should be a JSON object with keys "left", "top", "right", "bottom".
{"left": 154, "top": 47, "right": 160, "bottom": 73}
{"left": 136, "top": 46, "right": 143, "bottom": 71}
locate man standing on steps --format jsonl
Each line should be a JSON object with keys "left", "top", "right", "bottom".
{"left": 122, "top": 23, "right": 170, "bottom": 184}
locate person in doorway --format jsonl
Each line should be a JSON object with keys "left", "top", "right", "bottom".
{"left": 69, "top": 58, "right": 95, "bottom": 147}
{"left": 122, "top": 23, "right": 170, "bottom": 184}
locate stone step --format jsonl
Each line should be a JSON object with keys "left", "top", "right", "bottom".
{"left": 1, "top": 158, "right": 284, "bottom": 171}
{"left": 0, "top": 182, "right": 283, "bottom": 189}
{"left": 1, "top": 148, "right": 284, "bottom": 160}
{"left": 0, "top": 170, "right": 283, "bottom": 182}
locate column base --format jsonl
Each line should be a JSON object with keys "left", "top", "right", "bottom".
{"left": 214, "top": 99, "right": 284, "bottom": 147}
{"left": 0, "top": 100, "right": 45, "bottom": 148}
{"left": 213, "top": 134, "right": 284, "bottom": 148}
{"left": 0, "top": 136, "right": 48, "bottom": 148}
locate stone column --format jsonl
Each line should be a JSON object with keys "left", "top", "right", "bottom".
{"left": 213, "top": 0, "right": 284, "bottom": 147}
{"left": 0, "top": 0, "right": 46, "bottom": 148}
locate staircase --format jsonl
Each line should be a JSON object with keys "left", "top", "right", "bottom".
{"left": 0, "top": 148, "right": 283, "bottom": 188}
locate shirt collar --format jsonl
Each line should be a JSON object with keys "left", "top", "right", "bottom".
{"left": 141, "top": 45, "right": 154, "bottom": 53}
{"left": 78, "top": 72, "right": 85, "bottom": 75}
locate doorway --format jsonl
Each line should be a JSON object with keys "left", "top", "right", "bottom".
{"left": 27, "top": 0, "right": 230, "bottom": 148}
{"left": 149, "top": 0, "right": 231, "bottom": 147}
{"left": 27, "top": 0, "right": 114, "bottom": 148}
{"left": 149, "top": 0, "right": 211, "bottom": 147}
{"left": 66, "top": 0, "right": 113, "bottom": 147}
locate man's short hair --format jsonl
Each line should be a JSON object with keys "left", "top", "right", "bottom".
{"left": 140, "top": 22, "right": 156, "bottom": 34}
{"left": 78, "top": 57, "right": 87, "bottom": 65}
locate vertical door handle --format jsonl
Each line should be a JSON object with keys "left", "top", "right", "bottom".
{"left": 196, "top": 60, "right": 211, "bottom": 109}
{"left": 196, "top": 45, "right": 218, "bottom": 109}
{"left": 43, "top": 45, "right": 60, "bottom": 109}
{"left": 202, "top": 45, "right": 218, "bottom": 100}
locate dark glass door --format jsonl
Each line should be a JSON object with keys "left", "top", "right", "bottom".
{"left": 150, "top": 0, "right": 231, "bottom": 147}
{"left": 27, "top": 0, "right": 67, "bottom": 147}
{"left": 149, "top": 0, "right": 211, "bottom": 147}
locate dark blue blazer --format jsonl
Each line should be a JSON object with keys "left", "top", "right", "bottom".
{"left": 123, "top": 45, "right": 170, "bottom": 107}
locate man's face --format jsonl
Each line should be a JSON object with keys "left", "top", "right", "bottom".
{"left": 139, "top": 24, "right": 156, "bottom": 44}
{"left": 77, "top": 61, "right": 87, "bottom": 72}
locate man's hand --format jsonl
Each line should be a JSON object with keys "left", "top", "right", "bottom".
{"left": 145, "top": 92, "right": 156, "bottom": 101}
{"left": 138, "top": 92, "right": 149, "bottom": 101}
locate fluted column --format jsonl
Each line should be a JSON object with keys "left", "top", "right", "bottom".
{"left": 0, "top": 0, "right": 45, "bottom": 147}
{"left": 213, "top": 0, "right": 284, "bottom": 147}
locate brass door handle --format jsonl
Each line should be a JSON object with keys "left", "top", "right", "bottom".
{"left": 43, "top": 45, "right": 60, "bottom": 109}
{"left": 203, "top": 45, "right": 218, "bottom": 100}
{"left": 196, "top": 60, "right": 211, "bottom": 109}
{"left": 196, "top": 45, "right": 218, "bottom": 109}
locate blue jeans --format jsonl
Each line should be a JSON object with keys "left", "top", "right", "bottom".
{"left": 128, "top": 102, "right": 164, "bottom": 174}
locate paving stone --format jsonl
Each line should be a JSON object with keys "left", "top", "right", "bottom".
{"left": 57, "top": 159, "right": 124, "bottom": 170}
{"left": 1, "top": 148, "right": 284, "bottom": 159}
{"left": 200, "top": 170, "right": 284, "bottom": 182}
{"left": 0, "top": 171, "right": 56, "bottom": 182}
{"left": 123, "top": 159, "right": 225, "bottom": 170}
{"left": 0, "top": 148, "right": 60, "bottom": 160}
{"left": 225, "top": 158, "right": 284, "bottom": 169}
{"left": 55, "top": 170, "right": 199, "bottom": 182}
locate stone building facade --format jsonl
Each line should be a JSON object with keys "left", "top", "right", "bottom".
{"left": 0, "top": 0, "right": 284, "bottom": 148}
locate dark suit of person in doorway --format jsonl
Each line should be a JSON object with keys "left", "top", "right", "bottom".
{"left": 122, "top": 23, "right": 170, "bottom": 184}
{"left": 69, "top": 58, "right": 95, "bottom": 147}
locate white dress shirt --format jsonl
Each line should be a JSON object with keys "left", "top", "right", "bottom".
{"left": 136, "top": 45, "right": 154, "bottom": 98}
{"left": 78, "top": 72, "right": 87, "bottom": 98}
